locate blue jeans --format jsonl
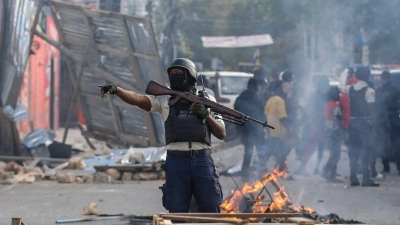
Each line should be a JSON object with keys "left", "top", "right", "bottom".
{"left": 162, "top": 154, "right": 223, "bottom": 213}
{"left": 348, "top": 119, "right": 373, "bottom": 182}
{"left": 322, "top": 136, "right": 341, "bottom": 180}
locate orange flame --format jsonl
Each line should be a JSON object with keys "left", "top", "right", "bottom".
{"left": 220, "top": 167, "right": 315, "bottom": 215}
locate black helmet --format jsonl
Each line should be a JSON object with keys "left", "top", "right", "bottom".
{"left": 167, "top": 58, "right": 197, "bottom": 83}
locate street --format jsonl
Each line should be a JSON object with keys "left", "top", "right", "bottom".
{"left": 0, "top": 144, "right": 399, "bottom": 225}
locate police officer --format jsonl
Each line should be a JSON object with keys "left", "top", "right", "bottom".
{"left": 99, "top": 58, "right": 226, "bottom": 212}
{"left": 342, "top": 67, "right": 379, "bottom": 186}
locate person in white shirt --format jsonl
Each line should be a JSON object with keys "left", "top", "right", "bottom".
{"left": 99, "top": 58, "right": 226, "bottom": 212}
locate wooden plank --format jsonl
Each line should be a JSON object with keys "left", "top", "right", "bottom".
{"left": 163, "top": 220, "right": 173, "bottom": 225}
{"left": 159, "top": 215, "right": 248, "bottom": 225}
{"left": 287, "top": 217, "right": 315, "bottom": 225}
{"left": 156, "top": 217, "right": 163, "bottom": 225}
{"left": 153, "top": 215, "right": 160, "bottom": 225}
{"left": 11, "top": 218, "right": 21, "bottom": 225}
{"left": 162, "top": 213, "right": 302, "bottom": 218}
{"left": 120, "top": 14, "right": 148, "bottom": 23}
{"left": 96, "top": 43, "right": 128, "bottom": 56}
{"left": 171, "top": 224, "right": 369, "bottom": 225}
{"left": 52, "top": 1, "right": 84, "bottom": 10}
{"left": 0, "top": 155, "right": 67, "bottom": 163}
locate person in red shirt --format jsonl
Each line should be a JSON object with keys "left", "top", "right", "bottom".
{"left": 340, "top": 77, "right": 358, "bottom": 141}
{"left": 322, "top": 86, "right": 343, "bottom": 181}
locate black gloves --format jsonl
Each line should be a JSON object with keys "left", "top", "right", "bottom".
{"left": 98, "top": 84, "right": 117, "bottom": 99}
{"left": 190, "top": 102, "right": 209, "bottom": 119}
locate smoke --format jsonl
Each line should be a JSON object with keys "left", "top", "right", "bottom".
{"left": 256, "top": 1, "right": 354, "bottom": 179}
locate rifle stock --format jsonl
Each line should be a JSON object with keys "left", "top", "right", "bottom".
{"left": 145, "top": 80, "right": 274, "bottom": 129}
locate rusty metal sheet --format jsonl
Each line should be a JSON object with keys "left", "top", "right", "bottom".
{"left": 51, "top": 2, "right": 166, "bottom": 147}
{"left": 0, "top": 0, "right": 38, "bottom": 107}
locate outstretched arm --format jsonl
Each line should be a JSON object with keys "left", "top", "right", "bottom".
{"left": 99, "top": 85, "right": 151, "bottom": 111}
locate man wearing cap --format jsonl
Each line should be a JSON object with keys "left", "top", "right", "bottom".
{"left": 99, "top": 58, "right": 226, "bottom": 212}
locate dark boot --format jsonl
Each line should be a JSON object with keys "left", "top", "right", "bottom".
{"left": 350, "top": 177, "right": 360, "bottom": 186}
{"left": 361, "top": 178, "right": 379, "bottom": 187}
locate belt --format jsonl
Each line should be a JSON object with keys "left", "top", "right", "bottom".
{"left": 167, "top": 149, "right": 211, "bottom": 157}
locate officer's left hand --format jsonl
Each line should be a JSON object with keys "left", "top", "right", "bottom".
{"left": 189, "top": 102, "right": 209, "bottom": 119}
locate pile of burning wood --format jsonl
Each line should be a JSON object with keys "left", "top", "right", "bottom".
{"left": 220, "top": 168, "right": 363, "bottom": 224}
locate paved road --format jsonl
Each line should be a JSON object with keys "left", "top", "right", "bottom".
{"left": 0, "top": 144, "right": 399, "bottom": 225}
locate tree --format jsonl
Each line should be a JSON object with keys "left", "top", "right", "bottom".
{"left": 161, "top": 0, "right": 400, "bottom": 75}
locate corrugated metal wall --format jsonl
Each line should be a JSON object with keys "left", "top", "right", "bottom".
{"left": 0, "top": 0, "right": 37, "bottom": 107}
{"left": 50, "top": 2, "right": 166, "bottom": 147}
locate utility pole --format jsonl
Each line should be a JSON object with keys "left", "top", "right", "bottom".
{"left": 160, "top": 0, "right": 179, "bottom": 70}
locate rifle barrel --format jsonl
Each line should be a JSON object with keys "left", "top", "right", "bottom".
{"left": 145, "top": 80, "right": 274, "bottom": 129}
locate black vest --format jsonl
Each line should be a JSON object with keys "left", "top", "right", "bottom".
{"left": 164, "top": 98, "right": 211, "bottom": 147}
{"left": 349, "top": 86, "right": 369, "bottom": 117}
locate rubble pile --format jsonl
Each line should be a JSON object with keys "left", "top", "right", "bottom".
{"left": 0, "top": 153, "right": 166, "bottom": 185}
{"left": 0, "top": 129, "right": 167, "bottom": 185}
{"left": 0, "top": 161, "right": 45, "bottom": 184}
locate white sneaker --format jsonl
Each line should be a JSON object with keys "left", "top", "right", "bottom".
{"left": 372, "top": 173, "right": 385, "bottom": 179}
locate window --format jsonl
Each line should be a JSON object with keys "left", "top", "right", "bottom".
{"left": 220, "top": 77, "right": 250, "bottom": 95}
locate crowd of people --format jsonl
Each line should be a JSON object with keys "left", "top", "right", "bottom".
{"left": 232, "top": 66, "right": 400, "bottom": 186}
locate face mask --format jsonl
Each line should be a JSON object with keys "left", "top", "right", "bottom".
{"left": 169, "top": 74, "right": 186, "bottom": 90}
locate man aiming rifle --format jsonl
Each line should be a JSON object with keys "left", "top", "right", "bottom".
{"left": 99, "top": 58, "right": 273, "bottom": 213}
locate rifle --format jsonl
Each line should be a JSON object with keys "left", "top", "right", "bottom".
{"left": 145, "top": 80, "right": 274, "bottom": 129}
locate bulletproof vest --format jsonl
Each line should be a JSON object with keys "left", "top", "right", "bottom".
{"left": 349, "top": 86, "right": 369, "bottom": 117}
{"left": 165, "top": 98, "right": 211, "bottom": 147}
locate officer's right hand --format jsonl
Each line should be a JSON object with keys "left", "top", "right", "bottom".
{"left": 98, "top": 84, "right": 117, "bottom": 99}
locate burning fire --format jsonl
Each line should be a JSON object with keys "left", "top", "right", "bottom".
{"left": 220, "top": 167, "right": 315, "bottom": 215}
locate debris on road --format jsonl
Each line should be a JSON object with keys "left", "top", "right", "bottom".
{"left": 0, "top": 140, "right": 168, "bottom": 184}
{"left": 83, "top": 202, "right": 99, "bottom": 215}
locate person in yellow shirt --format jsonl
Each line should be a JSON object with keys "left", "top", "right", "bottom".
{"left": 265, "top": 81, "right": 291, "bottom": 173}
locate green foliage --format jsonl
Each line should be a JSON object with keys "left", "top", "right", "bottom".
{"left": 170, "top": 0, "right": 400, "bottom": 73}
